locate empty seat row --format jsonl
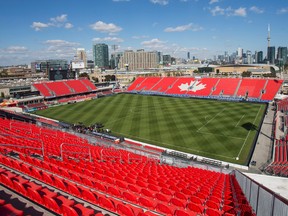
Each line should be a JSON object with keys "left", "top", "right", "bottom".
{"left": 33, "top": 78, "right": 97, "bottom": 98}
{"left": 128, "top": 77, "right": 283, "bottom": 101}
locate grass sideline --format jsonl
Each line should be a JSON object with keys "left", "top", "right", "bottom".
{"left": 34, "top": 94, "right": 266, "bottom": 165}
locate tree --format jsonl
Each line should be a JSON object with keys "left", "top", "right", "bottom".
{"left": 105, "top": 75, "right": 112, "bottom": 82}
{"left": 79, "top": 72, "right": 89, "bottom": 79}
{"left": 92, "top": 77, "right": 99, "bottom": 83}
{"left": 242, "top": 71, "right": 252, "bottom": 77}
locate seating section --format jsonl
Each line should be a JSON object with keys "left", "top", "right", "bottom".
{"left": 133, "top": 77, "right": 162, "bottom": 91}
{"left": 265, "top": 139, "right": 288, "bottom": 176}
{"left": 236, "top": 79, "right": 267, "bottom": 98}
{"left": 0, "top": 118, "right": 255, "bottom": 216}
{"left": 33, "top": 78, "right": 97, "bottom": 98}
{"left": 33, "top": 83, "right": 53, "bottom": 97}
{"left": 166, "top": 77, "right": 196, "bottom": 94}
{"left": 80, "top": 79, "right": 97, "bottom": 91}
{"left": 261, "top": 79, "right": 284, "bottom": 101}
{"left": 265, "top": 99, "right": 288, "bottom": 177}
{"left": 212, "top": 78, "right": 240, "bottom": 96}
{"left": 66, "top": 80, "right": 91, "bottom": 93}
{"left": 128, "top": 77, "right": 283, "bottom": 101}
{"left": 151, "top": 77, "right": 178, "bottom": 93}
{"left": 127, "top": 77, "right": 146, "bottom": 91}
{"left": 187, "top": 78, "right": 219, "bottom": 96}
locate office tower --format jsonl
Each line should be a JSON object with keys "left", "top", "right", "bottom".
{"left": 93, "top": 43, "right": 109, "bottom": 69}
{"left": 277, "top": 47, "right": 288, "bottom": 65}
{"left": 110, "top": 52, "right": 123, "bottom": 69}
{"left": 256, "top": 51, "right": 263, "bottom": 63}
{"left": 237, "top": 48, "right": 243, "bottom": 58}
{"left": 118, "top": 49, "right": 158, "bottom": 71}
{"left": 187, "top": 52, "right": 190, "bottom": 59}
{"left": 267, "top": 46, "right": 275, "bottom": 64}
{"left": 246, "top": 50, "right": 252, "bottom": 64}
{"left": 76, "top": 48, "right": 87, "bottom": 68}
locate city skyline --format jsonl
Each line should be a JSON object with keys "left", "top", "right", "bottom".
{"left": 0, "top": 0, "right": 287, "bottom": 66}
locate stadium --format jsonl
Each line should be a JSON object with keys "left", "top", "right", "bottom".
{"left": 0, "top": 75, "right": 288, "bottom": 216}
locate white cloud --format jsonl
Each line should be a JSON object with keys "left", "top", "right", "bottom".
{"left": 92, "top": 37, "right": 124, "bottom": 43}
{"left": 141, "top": 38, "right": 167, "bottom": 49}
{"left": 164, "top": 23, "right": 203, "bottom": 32}
{"left": 132, "top": 35, "right": 149, "bottom": 39}
{"left": 210, "top": 6, "right": 225, "bottom": 16}
{"left": 43, "top": 40, "right": 79, "bottom": 51}
{"left": 31, "top": 22, "right": 50, "bottom": 31}
{"left": 50, "top": 14, "right": 67, "bottom": 23}
{"left": 210, "top": 6, "right": 247, "bottom": 17}
{"left": 277, "top": 8, "right": 288, "bottom": 14}
{"left": 0, "top": 39, "right": 81, "bottom": 66}
{"left": 65, "top": 23, "right": 73, "bottom": 29}
{"left": 31, "top": 14, "right": 73, "bottom": 31}
{"left": 5, "top": 46, "right": 28, "bottom": 53}
{"left": 90, "top": 21, "right": 122, "bottom": 34}
{"left": 249, "top": 6, "right": 264, "bottom": 14}
{"left": 209, "top": 0, "right": 219, "bottom": 4}
{"left": 233, "top": 7, "right": 246, "bottom": 17}
{"left": 150, "top": 0, "right": 169, "bottom": 5}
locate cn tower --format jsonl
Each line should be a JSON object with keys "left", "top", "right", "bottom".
{"left": 267, "top": 24, "right": 271, "bottom": 48}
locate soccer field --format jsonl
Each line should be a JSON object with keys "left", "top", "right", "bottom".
{"left": 34, "top": 94, "right": 267, "bottom": 165}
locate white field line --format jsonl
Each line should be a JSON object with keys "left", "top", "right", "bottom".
{"left": 237, "top": 106, "right": 262, "bottom": 158}
{"left": 197, "top": 108, "right": 227, "bottom": 132}
{"left": 197, "top": 131, "right": 245, "bottom": 140}
{"left": 115, "top": 131, "right": 235, "bottom": 159}
{"left": 235, "top": 114, "right": 245, "bottom": 127}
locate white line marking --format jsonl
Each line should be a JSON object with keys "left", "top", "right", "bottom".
{"left": 235, "top": 114, "right": 245, "bottom": 127}
{"left": 237, "top": 106, "right": 262, "bottom": 158}
{"left": 114, "top": 131, "right": 235, "bottom": 159}
{"left": 197, "top": 108, "right": 227, "bottom": 132}
{"left": 197, "top": 131, "right": 245, "bottom": 140}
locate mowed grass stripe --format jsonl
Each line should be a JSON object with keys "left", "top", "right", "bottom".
{"left": 34, "top": 94, "right": 266, "bottom": 164}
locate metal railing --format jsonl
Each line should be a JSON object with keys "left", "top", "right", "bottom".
{"left": 0, "top": 133, "right": 44, "bottom": 156}
{"left": 234, "top": 170, "right": 288, "bottom": 216}
{"left": 60, "top": 143, "right": 92, "bottom": 162}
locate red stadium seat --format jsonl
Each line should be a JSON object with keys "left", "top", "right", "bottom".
{"left": 155, "top": 203, "right": 174, "bottom": 216}
{"left": 117, "top": 203, "right": 135, "bottom": 216}
{"left": 0, "top": 203, "right": 24, "bottom": 216}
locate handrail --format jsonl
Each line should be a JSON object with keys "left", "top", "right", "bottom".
{"left": 100, "top": 148, "right": 122, "bottom": 162}
{"left": 60, "top": 143, "right": 91, "bottom": 162}
{"left": 0, "top": 132, "right": 44, "bottom": 156}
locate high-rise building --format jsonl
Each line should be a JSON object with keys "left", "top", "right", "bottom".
{"left": 237, "top": 48, "right": 243, "bottom": 58}
{"left": 76, "top": 48, "right": 87, "bottom": 68}
{"left": 163, "top": 55, "right": 172, "bottom": 66}
{"left": 246, "top": 50, "right": 252, "bottom": 64}
{"left": 187, "top": 52, "right": 190, "bottom": 59}
{"left": 110, "top": 52, "right": 123, "bottom": 69}
{"left": 277, "top": 47, "right": 287, "bottom": 65}
{"left": 256, "top": 51, "right": 263, "bottom": 63}
{"left": 93, "top": 43, "right": 109, "bottom": 69}
{"left": 118, "top": 49, "right": 158, "bottom": 71}
{"left": 267, "top": 46, "right": 275, "bottom": 64}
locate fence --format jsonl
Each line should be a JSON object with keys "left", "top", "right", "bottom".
{"left": 234, "top": 170, "right": 288, "bottom": 216}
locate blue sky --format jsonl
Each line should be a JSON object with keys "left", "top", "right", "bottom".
{"left": 0, "top": 0, "right": 287, "bottom": 66}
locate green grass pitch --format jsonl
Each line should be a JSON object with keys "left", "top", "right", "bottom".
{"left": 34, "top": 94, "right": 266, "bottom": 165}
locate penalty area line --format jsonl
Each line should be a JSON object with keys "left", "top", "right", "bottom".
{"left": 237, "top": 106, "right": 262, "bottom": 159}
{"left": 197, "top": 108, "right": 227, "bottom": 132}
{"left": 235, "top": 114, "right": 245, "bottom": 127}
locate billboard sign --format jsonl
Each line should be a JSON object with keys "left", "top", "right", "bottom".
{"left": 72, "top": 61, "right": 85, "bottom": 69}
